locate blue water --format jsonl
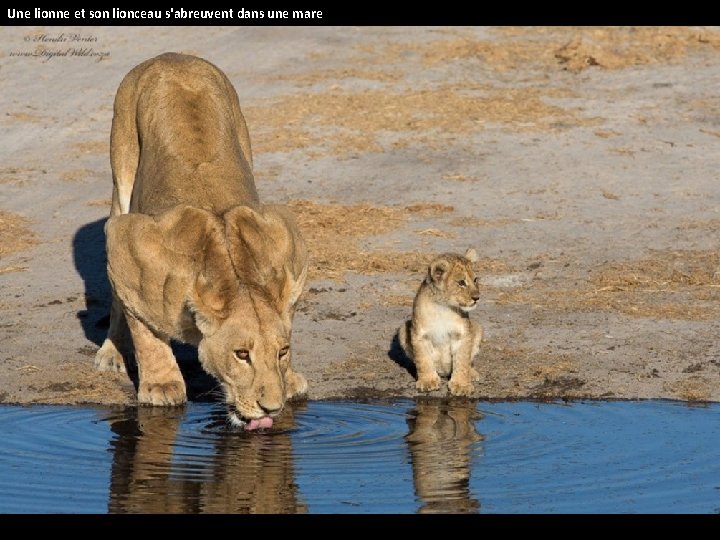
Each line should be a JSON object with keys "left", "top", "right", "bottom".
{"left": 0, "top": 399, "right": 718, "bottom": 513}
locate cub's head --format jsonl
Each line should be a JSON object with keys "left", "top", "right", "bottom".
{"left": 426, "top": 247, "right": 481, "bottom": 312}
{"left": 195, "top": 287, "right": 291, "bottom": 431}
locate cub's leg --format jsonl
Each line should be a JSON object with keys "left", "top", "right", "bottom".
{"left": 434, "top": 342, "right": 453, "bottom": 378}
{"left": 95, "top": 72, "right": 140, "bottom": 373}
{"left": 125, "top": 313, "right": 186, "bottom": 406}
{"left": 449, "top": 322, "right": 482, "bottom": 397}
{"left": 411, "top": 330, "right": 442, "bottom": 393}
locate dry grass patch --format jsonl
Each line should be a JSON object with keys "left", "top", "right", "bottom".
{"left": 393, "top": 26, "right": 720, "bottom": 73}
{"left": 86, "top": 199, "right": 111, "bottom": 207}
{"left": 664, "top": 376, "right": 712, "bottom": 402}
{"left": 3, "top": 111, "right": 43, "bottom": 123}
{"left": 0, "top": 167, "right": 43, "bottom": 185}
{"left": 61, "top": 169, "right": 93, "bottom": 182}
{"left": 495, "top": 250, "right": 720, "bottom": 321}
{"left": 270, "top": 68, "right": 402, "bottom": 86}
{"left": 245, "top": 86, "right": 581, "bottom": 155}
{"left": 446, "top": 216, "right": 519, "bottom": 228}
{"left": 72, "top": 140, "right": 108, "bottom": 155}
{"left": 289, "top": 200, "right": 504, "bottom": 281}
{"left": 0, "top": 211, "right": 38, "bottom": 273}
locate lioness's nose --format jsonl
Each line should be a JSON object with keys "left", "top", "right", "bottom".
{"left": 472, "top": 293, "right": 480, "bottom": 302}
{"left": 258, "top": 400, "right": 283, "bottom": 416}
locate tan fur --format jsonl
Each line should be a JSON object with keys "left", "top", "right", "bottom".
{"left": 96, "top": 53, "right": 308, "bottom": 424}
{"left": 107, "top": 406, "right": 306, "bottom": 513}
{"left": 398, "top": 248, "right": 483, "bottom": 397}
{"left": 406, "top": 399, "right": 482, "bottom": 513}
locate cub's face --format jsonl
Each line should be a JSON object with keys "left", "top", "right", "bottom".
{"left": 428, "top": 249, "right": 481, "bottom": 312}
{"left": 197, "top": 293, "right": 291, "bottom": 430}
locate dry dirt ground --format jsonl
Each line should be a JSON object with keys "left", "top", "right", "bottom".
{"left": 2, "top": 26, "right": 720, "bottom": 406}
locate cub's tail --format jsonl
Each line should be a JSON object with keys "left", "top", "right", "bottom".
{"left": 397, "top": 320, "right": 414, "bottom": 360}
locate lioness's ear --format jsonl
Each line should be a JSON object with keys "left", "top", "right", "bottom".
{"left": 224, "top": 204, "right": 309, "bottom": 316}
{"left": 464, "top": 247, "right": 479, "bottom": 263}
{"left": 280, "top": 262, "right": 308, "bottom": 313}
{"left": 188, "top": 273, "right": 229, "bottom": 336}
{"left": 429, "top": 258, "right": 450, "bottom": 284}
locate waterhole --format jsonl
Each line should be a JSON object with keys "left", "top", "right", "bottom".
{"left": 0, "top": 399, "right": 718, "bottom": 513}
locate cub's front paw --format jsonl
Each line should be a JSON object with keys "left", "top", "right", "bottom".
{"left": 470, "top": 367, "right": 481, "bottom": 382}
{"left": 448, "top": 378, "right": 474, "bottom": 397}
{"left": 138, "top": 380, "right": 187, "bottom": 406}
{"left": 416, "top": 373, "right": 442, "bottom": 393}
{"left": 285, "top": 369, "right": 308, "bottom": 400}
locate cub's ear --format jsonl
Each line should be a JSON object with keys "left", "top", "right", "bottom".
{"left": 464, "top": 247, "right": 479, "bottom": 263}
{"left": 429, "top": 258, "right": 450, "bottom": 284}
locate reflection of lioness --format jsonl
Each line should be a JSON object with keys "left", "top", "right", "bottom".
{"left": 95, "top": 53, "right": 308, "bottom": 430}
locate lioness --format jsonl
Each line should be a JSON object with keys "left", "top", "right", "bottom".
{"left": 95, "top": 53, "right": 308, "bottom": 430}
{"left": 397, "top": 248, "right": 483, "bottom": 397}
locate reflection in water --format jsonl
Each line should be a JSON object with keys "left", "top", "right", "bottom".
{"left": 1, "top": 400, "right": 717, "bottom": 513}
{"left": 106, "top": 405, "right": 306, "bottom": 514}
{"left": 406, "top": 398, "right": 484, "bottom": 513}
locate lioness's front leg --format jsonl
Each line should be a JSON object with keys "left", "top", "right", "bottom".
{"left": 125, "top": 313, "right": 186, "bottom": 406}
{"left": 285, "top": 366, "right": 308, "bottom": 400}
{"left": 95, "top": 293, "right": 131, "bottom": 373}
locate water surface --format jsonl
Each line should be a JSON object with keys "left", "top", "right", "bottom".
{"left": 0, "top": 399, "right": 718, "bottom": 513}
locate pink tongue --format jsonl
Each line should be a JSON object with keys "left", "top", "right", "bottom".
{"left": 246, "top": 416, "right": 274, "bottom": 431}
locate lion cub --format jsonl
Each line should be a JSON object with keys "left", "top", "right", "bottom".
{"left": 398, "top": 248, "right": 483, "bottom": 397}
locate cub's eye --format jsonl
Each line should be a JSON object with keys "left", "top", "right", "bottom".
{"left": 234, "top": 349, "right": 251, "bottom": 363}
{"left": 458, "top": 279, "right": 467, "bottom": 288}
{"left": 474, "top": 277, "right": 481, "bottom": 286}
{"left": 279, "top": 346, "right": 290, "bottom": 359}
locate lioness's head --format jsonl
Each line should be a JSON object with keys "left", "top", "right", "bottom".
{"left": 196, "top": 286, "right": 291, "bottom": 431}
{"left": 427, "top": 248, "right": 481, "bottom": 312}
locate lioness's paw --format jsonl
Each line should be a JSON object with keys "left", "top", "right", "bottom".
{"left": 470, "top": 368, "right": 481, "bottom": 382}
{"left": 286, "top": 369, "right": 308, "bottom": 400}
{"left": 448, "top": 378, "right": 474, "bottom": 397}
{"left": 416, "top": 373, "right": 442, "bottom": 393}
{"left": 95, "top": 342, "right": 127, "bottom": 373}
{"left": 138, "top": 380, "right": 187, "bottom": 406}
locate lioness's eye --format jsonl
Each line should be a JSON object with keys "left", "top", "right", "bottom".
{"left": 458, "top": 279, "right": 467, "bottom": 287}
{"left": 279, "top": 346, "right": 290, "bottom": 358}
{"left": 234, "top": 349, "right": 251, "bottom": 363}
{"left": 474, "top": 277, "right": 481, "bottom": 286}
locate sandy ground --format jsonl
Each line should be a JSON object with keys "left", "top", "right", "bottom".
{"left": 2, "top": 26, "right": 720, "bottom": 406}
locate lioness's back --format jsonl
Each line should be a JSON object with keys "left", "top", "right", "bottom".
{"left": 113, "top": 52, "right": 257, "bottom": 215}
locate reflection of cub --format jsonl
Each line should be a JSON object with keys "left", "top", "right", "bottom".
{"left": 398, "top": 248, "right": 484, "bottom": 396}
{"left": 406, "top": 398, "right": 483, "bottom": 513}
